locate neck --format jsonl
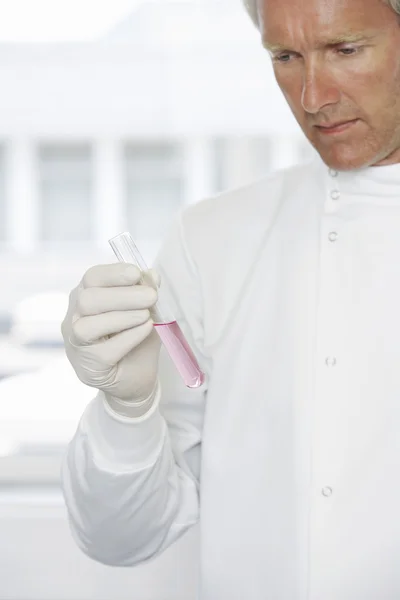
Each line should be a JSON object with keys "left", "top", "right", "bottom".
{"left": 370, "top": 146, "right": 400, "bottom": 167}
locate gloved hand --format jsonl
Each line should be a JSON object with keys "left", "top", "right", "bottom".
{"left": 61, "top": 263, "right": 161, "bottom": 410}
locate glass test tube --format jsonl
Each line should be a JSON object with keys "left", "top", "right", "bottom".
{"left": 109, "top": 232, "right": 205, "bottom": 389}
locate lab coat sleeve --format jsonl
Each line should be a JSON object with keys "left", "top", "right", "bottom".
{"left": 61, "top": 212, "right": 208, "bottom": 567}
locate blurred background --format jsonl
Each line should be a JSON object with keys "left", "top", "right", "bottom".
{"left": 0, "top": 0, "right": 316, "bottom": 598}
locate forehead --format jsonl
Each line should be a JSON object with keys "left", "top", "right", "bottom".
{"left": 259, "top": 0, "right": 393, "bottom": 46}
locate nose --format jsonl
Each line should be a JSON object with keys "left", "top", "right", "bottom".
{"left": 301, "top": 62, "right": 341, "bottom": 114}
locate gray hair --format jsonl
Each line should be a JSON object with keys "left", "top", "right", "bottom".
{"left": 243, "top": 0, "right": 400, "bottom": 27}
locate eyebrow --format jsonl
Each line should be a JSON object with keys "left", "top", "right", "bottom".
{"left": 262, "top": 32, "right": 375, "bottom": 53}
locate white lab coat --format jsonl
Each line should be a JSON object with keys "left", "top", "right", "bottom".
{"left": 62, "top": 153, "right": 400, "bottom": 600}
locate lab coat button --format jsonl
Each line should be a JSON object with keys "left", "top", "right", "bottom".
{"left": 330, "top": 190, "right": 340, "bottom": 200}
{"left": 322, "top": 486, "right": 333, "bottom": 497}
{"left": 325, "top": 357, "right": 337, "bottom": 366}
{"left": 329, "top": 169, "right": 338, "bottom": 177}
{"left": 328, "top": 231, "right": 338, "bottom": 242}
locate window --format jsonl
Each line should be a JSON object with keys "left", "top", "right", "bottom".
{"left": 0, "top": 146, "right": 6, "bottom": 241}
{"left": 38, "top": 144, "right": 93, "bottom": 242}
{"left": 124, "top": 143, "right": 184, "bottom": 244}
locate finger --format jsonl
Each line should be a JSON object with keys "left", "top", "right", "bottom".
{"left": 71, "top": 309, "right": 151, "bottom": 345}
{"left": 61, "top": 284, "right": 81, "bottom": 338}
{"left": 82, "top": 263, "right": 142, "bottom": 289}
{"left": 145, "top": 269, "right": 161, "bottom": 289}
{"left": 77, "top": 285, "right": 158, "bottom": 317}
{"left": 96, "top": 319, "right": 155, "bottom": 366}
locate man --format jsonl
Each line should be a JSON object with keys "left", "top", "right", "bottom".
{"left": 61, "top": 0, "right": 400, "bottom": 598}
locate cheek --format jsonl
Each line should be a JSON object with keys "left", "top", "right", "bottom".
{"left": 273, "top": 69, "right": 304, "bottom": 114}
{"left": 337, "top": 50, "right": 400, "bottom": 110}
{"left": 343, "top": 64, "right": 400, "bottom": 120}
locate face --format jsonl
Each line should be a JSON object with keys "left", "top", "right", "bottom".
{"left": 258, "top": 0, "right": 400, "bottom": 170}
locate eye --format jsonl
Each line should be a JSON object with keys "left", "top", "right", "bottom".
{"left": 338, "top": 46, "right": 359, "bottom": 56}
{"left": 272, "top": 53, "right": 293, "bottom": 63}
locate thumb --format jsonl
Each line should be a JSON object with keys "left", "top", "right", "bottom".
{"left": 145, "top": 268, "right": 161, "bottom": 289}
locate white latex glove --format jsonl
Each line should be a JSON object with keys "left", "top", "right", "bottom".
{"left": 61, "top": 263, "right": 161, "bottom": 414}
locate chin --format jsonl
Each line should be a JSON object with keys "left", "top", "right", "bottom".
{"left": 315, "top": 145, "right": 376, "bottom": 172}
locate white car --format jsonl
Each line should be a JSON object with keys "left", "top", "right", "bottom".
{"left": 0, "top": 292, "right": 69, "bottom": 380}
{"left": 0, "top": 355, "right": 95, "bottom": 504}
{"left": 0, "top": 291, "right": 95, "bottom": 494}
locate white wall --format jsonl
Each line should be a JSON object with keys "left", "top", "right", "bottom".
{"left": 0, "top": 43, "right": 297, "bottom": 138}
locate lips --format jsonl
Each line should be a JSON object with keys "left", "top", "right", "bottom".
{"left": 314, "top": 119, "right": 359, "bottom": 136}
{"left": 316, "top": 119, "right": 357, "bottom": 129}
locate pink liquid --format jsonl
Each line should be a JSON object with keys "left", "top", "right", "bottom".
{"left": 154, "top": 321, "right": 205, "bottom": 388}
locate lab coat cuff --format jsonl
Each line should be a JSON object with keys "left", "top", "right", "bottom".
{"left": 80, "top": 385, "right": 166, "bottom": 471}
{"left": 103, "top": 380, "right": 160, "bottom": 419}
